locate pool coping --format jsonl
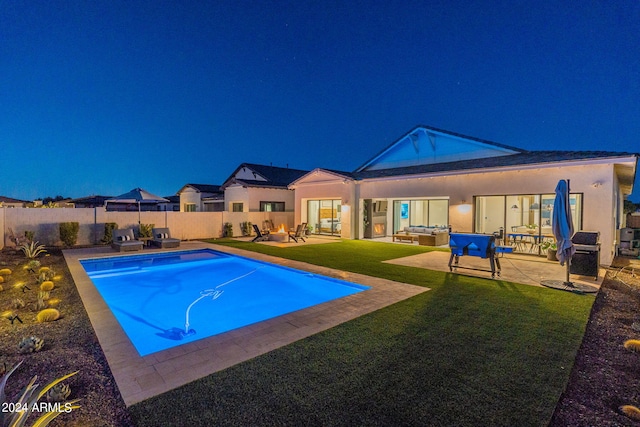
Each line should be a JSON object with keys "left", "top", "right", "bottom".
{"left": 63, "top": 241, "right": 429, "bottom": 406}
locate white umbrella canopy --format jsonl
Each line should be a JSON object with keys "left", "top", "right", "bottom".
{"left": 105, "top": 188, "right": 170, "bottom": 223}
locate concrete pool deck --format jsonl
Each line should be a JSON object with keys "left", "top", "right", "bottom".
{"left": 64, "top": 241, "right": 428, "bottom": 406}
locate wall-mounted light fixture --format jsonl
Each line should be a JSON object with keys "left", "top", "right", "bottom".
{"left": 457, "top": 204, "right": 472, "bottom": 214}
{"left": 510, "top": 204, "right": 519, "bottom": 211}
{"left": 592, "top": 181, "right": 602, "bottom": 188}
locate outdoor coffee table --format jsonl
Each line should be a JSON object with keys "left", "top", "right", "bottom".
{"left": 392, "top": 234, "right": 418, "bottom": 243}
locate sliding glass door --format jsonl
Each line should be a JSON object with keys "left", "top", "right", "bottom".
{"left": 475, "top": 194, "right": 583, "bottom": 253}
{"left": 392, "top": 199, "right": 449, "bottom": 233}
{"left": 307, "top": 199, "right": 342, "bottom": 236}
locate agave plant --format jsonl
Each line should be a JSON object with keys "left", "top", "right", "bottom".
{"left": 0, "top": 360, "right": 80, "bottom": 427}
{"left": 19, "top": 242, "right": 47, "bottom": 260}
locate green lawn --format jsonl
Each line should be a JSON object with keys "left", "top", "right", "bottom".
{"left": 129, "top": 239, "right": 594, "bottom": 426}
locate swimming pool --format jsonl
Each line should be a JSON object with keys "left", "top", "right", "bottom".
{"left": 80, "top": 249, "right": 368, "bottom": 356}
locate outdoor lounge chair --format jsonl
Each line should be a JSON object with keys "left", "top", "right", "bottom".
{"left": 288, "top": 222, "right": 307, "bottom": 243}
{"left": 111, "top": 228, "right": 144, "bottom": 252}
{"left": 252, "top": 224, "right": 269, "bottom": 242}
{"left": 151, "top": 227, "right": 180, "bottom": 248}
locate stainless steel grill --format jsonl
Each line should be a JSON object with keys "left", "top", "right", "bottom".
{"left": 570, "top": 231, "right": 600, "bottom": 280}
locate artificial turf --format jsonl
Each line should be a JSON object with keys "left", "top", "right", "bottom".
{"left": 129, "top": 239, "right": 593, "bottom": 426}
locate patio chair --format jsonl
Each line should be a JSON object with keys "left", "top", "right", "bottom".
{"left": 151, "top": 228, "right": 181, "bottom": 248}
{"left": 111, "top": 228, "right": 144, "bottom": 252}
{"left": 288, "top": 222, "right": 307, "bottom": 243}
{"left": 252, "top": 224, "right": 269, "bottom": 242}
{"left": 263, "top": 219, "right": 276, "bottom": 233}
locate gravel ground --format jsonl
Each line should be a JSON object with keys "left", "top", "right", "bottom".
{"left": 0, "top": 248, "right": 132, "bottom": 427}
{"left": 549, "top": 259, "right": 640, "bottom": 426}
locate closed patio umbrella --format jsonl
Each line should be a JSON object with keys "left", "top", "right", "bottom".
{"left": 553, "top": 179, "right": 575, "bottom": 275}
{"left": 105, "top": 188, "right": 169, "bottom": 224}
{"left": 541, "top": 180, "right": 596, "bottom": 293}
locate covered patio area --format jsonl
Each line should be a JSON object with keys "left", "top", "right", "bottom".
{"left": 384, "top": 250, "right": 605, "bottom": 289}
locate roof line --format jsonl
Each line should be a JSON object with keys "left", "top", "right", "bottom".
{"left": 354, "top": 125, "right": 524, "bottom": 172}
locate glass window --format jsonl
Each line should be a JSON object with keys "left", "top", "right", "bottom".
{"left": 232, "top": 203, "right": 243, "bottom": 212}
{"left": 184, "top": 203, "right": 196, "bottom": 212}
{"left": 260, "top": 201, "right": 285, "bottom": 212}
{"left": 393, "top": 199, "right": 449, "bottom": 233}
{"left": 475, "top": 194, "right": 583, "bottom": 253}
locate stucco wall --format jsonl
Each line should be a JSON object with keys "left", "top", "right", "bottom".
{"left": 293, "top": 162, "right": 625, "bottom": 265}
{"left": 179, "top": 187, "right": 204, "bottom": 211}
{"left": 1, "top": 208, "right": 295, "bottom": 247}
{"left": 223, "top": 186, "right": 295, "bottom": 212}
{"left": 0, "top": 208, "right": 5, "bottom": 248}
{"left": 293, "top": 175, "right": 356, "bottom": 238}
{"left": 224, "top": 186, "right": 249, "bottom": 212}
{"left": 247, "top": 187, "right": 296, "bottom": 212}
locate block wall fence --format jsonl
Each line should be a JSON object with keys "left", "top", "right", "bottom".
{"left": 0, "top": 208, "right": 294, "bottom": 249}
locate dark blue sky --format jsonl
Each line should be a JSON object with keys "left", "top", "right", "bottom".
{"left": 2, "top": 1, "right": 639, "bottom": 201}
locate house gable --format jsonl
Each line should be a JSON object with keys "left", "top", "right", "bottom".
{"left": 289, "top": 168, "right": 354, "bottom": 188}
{"left": 177, "top": 184, "right": 222, "bottom": 195}
{"left": 221, "top": 163, "right": 309, "bottom": 190}
{"left": 356, "top": 126, "right": 522, "bottom": 172}
{"left": 234, "top": 166, "right": 268, "bottom": 182}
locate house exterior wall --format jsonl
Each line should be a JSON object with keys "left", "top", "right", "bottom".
{"left": 293, "top": 162, "right": 628, "bottom": 265}
{"left": 247, "top": 187, "right": 296, "bottom": 212}
{"left": 179, "top": 187, "right": 204, "bottom": 211}
{"left": 224, "top": 185, "right": 295, "bottom": 212}
{"left": 293, "top": 176, "right": 356, "bottom": 239}
{"left": 224, "top": 186, "right": 249, "bottom": 212}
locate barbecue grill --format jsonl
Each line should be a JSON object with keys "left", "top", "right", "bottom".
{"left": 570, "top": 231, "right": 600, "bottom": 280}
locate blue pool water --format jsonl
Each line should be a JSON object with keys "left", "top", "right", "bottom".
{"left": 80, "top": 249, "right": 368, "bottom": 356}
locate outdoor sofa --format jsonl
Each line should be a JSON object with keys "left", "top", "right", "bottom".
{"left": 111, "top": 228, "right": 144, "bottom": 252}
{"left": 151, "top": 228, "right": 181, "bottom": 248}
{"left": 395, "top": 226, "right": 450, "bottom": 246}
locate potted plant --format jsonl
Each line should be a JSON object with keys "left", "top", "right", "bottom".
{"left": 305, "top": 225, "right": 313, "bottom": 236}
{"left": 541, "top": 241, "right": 557, "bottom": 260}
{"left": 525, "top": 224, "right": 538, "bottom": 234}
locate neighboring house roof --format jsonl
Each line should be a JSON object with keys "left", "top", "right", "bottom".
{"left": 221, "top": 163, "right": 309, "bottom": 190}
{"left": 69, "top": 195, "right": 113, "bottom": 205}
{"left": 165, "top": 195, "right": 180, "bottom": 203}
{"left": 177, "top": 184, "right": 222, "bottom": 194}
{"left": 0, "top": 196, "right": 29, "bottom": 204}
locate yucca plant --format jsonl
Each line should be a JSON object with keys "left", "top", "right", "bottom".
{"left": 0, "top": 360, "right": 80, "bottom": 427}
{"left": 19, "top": 242, "right": 47, "bottom": 260}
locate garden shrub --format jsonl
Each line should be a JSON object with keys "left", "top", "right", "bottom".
{"left": 139, "top": 223, "right": 155, "bottom": 238}
{"left": 101, "top": 222, "right": 118, "bottom": 244}
{"left": 59, "top": 222, "right": 79, "bottom": 247}
{"left": 223, "top": 222, "right": 233, "bottom": 237}
{"left": 240, "top": 221, "right": 252, "bottom": 236}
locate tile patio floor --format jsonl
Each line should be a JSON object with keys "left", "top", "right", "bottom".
{"left": 384, "top": 249, "right": 605, "bottom": 289}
